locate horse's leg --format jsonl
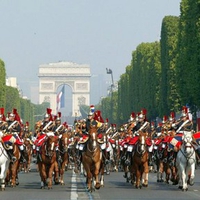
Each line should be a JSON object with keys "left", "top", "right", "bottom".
{"left": 27, "top": 154, "right": 31, "bottom": 172}
{"left": 142, "top": 162, "right": 149, "bottom": 187}
{"left": 54, "top": 161, "right": 60, "bottom": 185}
{"left": 5, "top": 166, "right": 10, "bottom": 186}
{"left": 40, "top": 163, "right": 47, "bottom": 189}
{"left": 60, "top": 160, "right": 65, "bottom": 185}
{"left": 100, "top": 162, "right": 104, "bottom": 187}
{"left": 94, "top": 161, "right": 101, "bottom": 190}
{"left": 188, "top": 163, "right": 195, "bottom": 186}
{"left": 86, "top": 170, "right": 92, "bottom": 192}
{"left": 10, "top": 162, "right": 18, "bottom": 187}
{"left": 157, "top": 161, "right": 163, "bottom": 182}
{"left": 165, "top": 164, "right": 171, "bottom": 184}
{"left": 60, "top": 154, "right": 69, "bottom": 185}
{"left": 0, "top": 163, "right": 6, "bottom": 191}
{"left": 47, "top": 163, "right": 55, "bottom": 189}
{"left": 134, "top": 165, "right": 140, "bottom": 189}
{"left": 181, "top": 168, "right": 187, "bottom": 191}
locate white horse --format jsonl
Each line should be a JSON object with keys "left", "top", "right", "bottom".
{"left": 176, "top": 131, "right": 196, "bottom": 191}
{"left": 0, "top": 140, "right": 10, "bottom": 191}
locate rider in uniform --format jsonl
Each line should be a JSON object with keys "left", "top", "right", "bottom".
{"left": 172, "top": 106, "right": 193, "bottom": 133}
{"left": 52, "top": 112, "right": 65, "bottom": 136}
{"left": 6, "top": 109, "right": 24, "bottom": 162}
{"left": 133, "top": 109, "right": 150, "bottom": 135}
{"left": 33, "top": 108, "right": 54, "bottom": 159}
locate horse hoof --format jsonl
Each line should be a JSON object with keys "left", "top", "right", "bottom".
{"left": 172, "top": 181, "right": 178, "bottom": 185}
{"left": 178, "top": 186, "right": 183, "bottom": 190}
{"left": 142, "top": 184, "right": 148, "bottom": 187}
{"left": 189, "top": 180, "right": 194, "bottom": 186}
{"left": 182, "top": 188, "right": 188, "bottom": 192}
{"left": 139, "top": 185, "right": 142, "bottom": 189}
{"left": 95, "top": 183, "right": 101, "bottom": 190}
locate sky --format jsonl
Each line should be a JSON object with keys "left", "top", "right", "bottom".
{"left": 0, "top": 0, "right": 181, "bottom": 104}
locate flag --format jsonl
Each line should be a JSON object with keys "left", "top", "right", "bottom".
{"left": 57, "top": 86, "right": 65, "bottom": 110}
{"left": 193, "top": 132, "right": 200, "bottom": 145}
{"left": 168, "top": 134, "right": 183, "bottom": 150}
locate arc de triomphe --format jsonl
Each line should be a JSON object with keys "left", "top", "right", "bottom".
{"left": 38, "top": 61, "right": 91, "bottom": 117}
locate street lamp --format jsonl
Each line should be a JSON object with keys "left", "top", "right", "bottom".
{"left": 106, "top": 68, "right": 114, "bottom": 95}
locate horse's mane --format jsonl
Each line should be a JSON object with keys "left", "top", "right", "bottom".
{"left": 89, "top": 125, "right": 98, "bottom": 134}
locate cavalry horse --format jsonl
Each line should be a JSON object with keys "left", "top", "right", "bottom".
{"left": 58, "top": 132, "right": 70, "bottom": 185}
{"left": 82, "top": 125, "right": 103, "bottom": 192}
{"left": 176, "top": 131, "right": 196, "bottom": 191}
{"left": 0, "top": 140, "right": 10, "bottom": 191}
{"left": 5, "top": 143, "right": 21, "bottom": 187}
{"left": 37, "top": 134, "right": 60, "bottom": 189}
{"left": 21, "top": 138, "right": 32, "bottom": 173}
{"left": 132, "top": 131, "right": 149, "bottom": 189}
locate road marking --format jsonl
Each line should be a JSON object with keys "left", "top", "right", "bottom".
{"left": 70, "top": 170, "right": 78, "bottom": 200}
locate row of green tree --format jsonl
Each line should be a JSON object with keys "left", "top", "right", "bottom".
{"left": 0, "top": 60, "right": 49, "bottom": 131}
{"left": 97, "top": 0, "right": 200, "bottom": 127}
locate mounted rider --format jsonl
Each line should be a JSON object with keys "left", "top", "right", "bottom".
{"left": 172, "top": 106, "right": 193, "bottom": 134}
{"left": 133, "top": 108, "right": 150, "bottom": 135}
{"left": 52, "top": 112, "right": 65, "bottom": 136}
{"left": 3, "top": 109, "right": 25, "bottom": 162}
{"left": 33, "top": 108, "right": 54, "bottom": 158}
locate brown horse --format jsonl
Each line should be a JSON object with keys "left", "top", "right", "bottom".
{"left": 37, "top": 135, "right": 59, "bottom": 189}
{"left": 22, "top": 138, "right": 32, "bottom": 173}
{"left": 132, "top": 131, "right": 149, "bottom": 189}
{"left": 58, "top": 132, "right": 70, "bottom": 185}
{"left": 5, "top": 144, "right": 21, "bottom": 187}
{"left": 82, "top": 125, "right": 103, "bottom": 192}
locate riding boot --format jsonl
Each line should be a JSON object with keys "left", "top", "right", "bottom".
{"left": 56, "top": 150, "right": 62, "bottom": 162}
{"left": 195, "top": 148, "right": 200, "bottom": 165}
{"left": 7, "top": 149, "right": 17, "bottom": 162}
{"left": 20, "top": 150, "right": 26, "bottom": 163}
{"left": 35, "top": 151, "right": 41, "bottom": 163}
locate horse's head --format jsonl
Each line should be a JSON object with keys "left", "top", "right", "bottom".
{"left": 24, "top": 138, "right": 32, "bottom": 153}
{"left": 59, "top": 133, "right": 70, "bottom": 153}
{"left": 88, "top": 125, "right": 99, "bottom": 150}
{"left": 137, "top": 131, "right": 148, "bottom": 154}
{"left": 182, "top": 131, "right": 194, "bottom": 154}
{"left": 45, "top": 136, "right": 58, "bottom": 157}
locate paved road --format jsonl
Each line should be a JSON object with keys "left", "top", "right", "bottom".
{"left": 1, "top": 162, "right": 200, "bottom": 200}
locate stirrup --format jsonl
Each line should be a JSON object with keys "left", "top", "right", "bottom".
{"left": 12, "top": 156, "right": 17, "bottom": 162}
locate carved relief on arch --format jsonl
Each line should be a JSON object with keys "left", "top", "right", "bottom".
{"left": 78, "top": 96, "right": 86, "bottom": 105}
{"left": 43, "top": 96, "right": 50, "bottom": 103}
{"left": 55, "top": 81, "right": 74, "bottom": 91}
{"left": 41, "top": 83, "right": 53, "bottom": 90}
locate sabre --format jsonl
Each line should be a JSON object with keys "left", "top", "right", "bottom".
{"left": 8, "top": 120, "right": 17, "bottom": 130}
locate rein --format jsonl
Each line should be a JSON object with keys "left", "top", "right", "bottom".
{"left": 136, "top": 142, "right": 146, "bottom": 156}
{"left": 180, "top": 142, "right": 195, "bottom": 164}
{"left": 87, "top": 137, "right": 99, "bottom": 153}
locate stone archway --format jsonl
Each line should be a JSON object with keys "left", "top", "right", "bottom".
{"left": 38, "top": 61, "right": 91, "bottom": 117}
